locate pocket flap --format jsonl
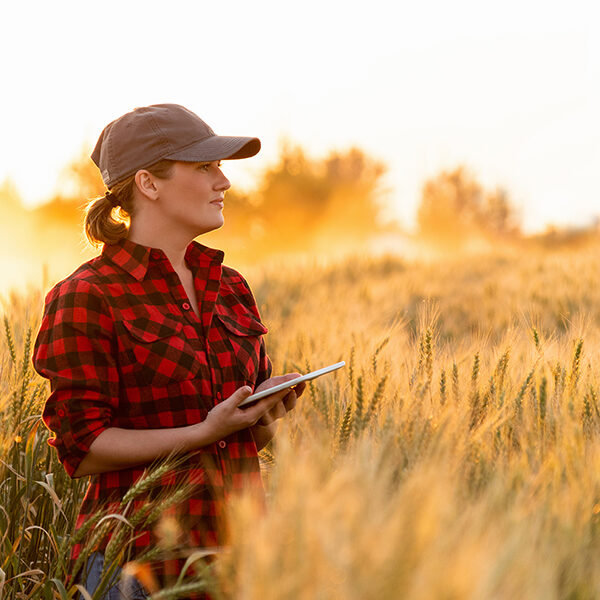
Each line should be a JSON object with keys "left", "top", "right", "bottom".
{"left": 122, "top": 316, "right": 183, "bottom": 343}
{"left": 215, "top": 307, "right": 268, "bottom": 336}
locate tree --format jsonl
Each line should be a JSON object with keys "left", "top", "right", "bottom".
{"left": 0, "top": 178, "right": 25, "bottom": 216}
{"left": 58, "top": 145, "right": 105, "bottom": 200}
{"left": 482, "top": 187, "right": 519, "bottom": 235}
{"left": 247, "top": 143, "right": 387, "bottom": 252}
{"left": 30, "top": 147, "right": 100, "bottom": 250}
{"left": 417, "top": 166, "right": 519, "bottom": 243}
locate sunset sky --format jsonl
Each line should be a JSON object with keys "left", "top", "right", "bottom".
{"left": 1, "top": 0, "right": 598, "bottom": 232}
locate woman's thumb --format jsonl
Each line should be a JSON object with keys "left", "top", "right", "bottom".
{"left": 233, "top": 385, "right": 253, "bottom": 405}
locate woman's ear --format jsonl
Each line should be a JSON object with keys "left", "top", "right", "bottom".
{"left": 134, "top": 169, "right": 159, "bottom": 202}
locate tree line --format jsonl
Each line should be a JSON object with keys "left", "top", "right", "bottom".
{"left": 2, "top": 141, "right": 566, "bottom": 267}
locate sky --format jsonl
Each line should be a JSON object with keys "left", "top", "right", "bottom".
{"left": 1, "top": 0, "right": 599, "bottom": 232}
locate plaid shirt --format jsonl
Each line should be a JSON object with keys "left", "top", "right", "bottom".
{"left": 32, "top": 237, "right": 272, "bottom": 588}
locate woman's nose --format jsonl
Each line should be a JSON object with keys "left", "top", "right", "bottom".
{"left": 216, "top": 170, "right": 231, "bottom": 191}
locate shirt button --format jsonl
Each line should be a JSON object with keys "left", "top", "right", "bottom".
{"left": 182, "top": 302, "right": 191, "bottom": 310}
{"left": 216, "top": 392, "right": 222, "bottom": 401}
{"left": 218, "top": 440, "right": 227, "bottom": 449}
{"left": 151, "top": 250, "right": 161, "bottom": 260}
{"left": 57, "top": 409, "right": 65, "bottom": 417}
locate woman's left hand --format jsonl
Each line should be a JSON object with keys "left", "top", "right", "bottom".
{"left": 253, "top": 376, "right": 306, "bottom": 427}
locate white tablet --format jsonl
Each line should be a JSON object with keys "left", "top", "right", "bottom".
{"left": 238, "top": 361, "right": 346, "bottom": 408}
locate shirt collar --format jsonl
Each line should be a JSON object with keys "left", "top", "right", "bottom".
{"left": 102, "top": 238, "right": 224, "bottom": 281}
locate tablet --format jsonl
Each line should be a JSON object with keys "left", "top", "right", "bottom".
{"left": 237, "top": 361, "right": 346, "bottom": 408}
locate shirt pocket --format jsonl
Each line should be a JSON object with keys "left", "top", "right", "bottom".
{"left": 118, "top": 315, "right": 198, "bottom": 388}
{"left": 214, "top": 307, "right": 268, "bottom": 386}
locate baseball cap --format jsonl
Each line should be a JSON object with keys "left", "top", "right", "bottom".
{"left": 91, "top": 103, "right": 261, "bottom": 188}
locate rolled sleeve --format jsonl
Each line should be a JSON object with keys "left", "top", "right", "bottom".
{"left": 33, "top": 278, "right": 119, "bottom": 477}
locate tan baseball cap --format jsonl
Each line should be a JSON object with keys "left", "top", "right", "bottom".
{"left": 91, "top": 103, "right": 261, "bottom": 188}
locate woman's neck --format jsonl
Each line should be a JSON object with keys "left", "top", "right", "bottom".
{"left": 127, "top": 226, "right": 192, "bottom": 273}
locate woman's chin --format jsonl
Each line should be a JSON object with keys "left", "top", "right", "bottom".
{"left": 197, "top": 218, "right": 225, "bottom": 236}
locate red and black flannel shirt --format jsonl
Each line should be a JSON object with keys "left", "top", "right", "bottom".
{"left": 32, "top": 237, "right": 272, "bottom": 587}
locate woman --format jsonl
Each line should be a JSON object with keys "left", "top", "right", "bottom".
{"left": 32, "top": 103, "right": 305, "bottom": 598}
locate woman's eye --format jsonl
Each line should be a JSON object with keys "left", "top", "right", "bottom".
{"left": 198, "top": 161, "right": 222, "bottom": 171}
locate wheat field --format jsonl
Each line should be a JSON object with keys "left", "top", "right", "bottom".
{"left": 2, "top": 242, "right": 600, "bottom": 599}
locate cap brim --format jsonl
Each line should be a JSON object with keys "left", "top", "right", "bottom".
{"left": 164, "top": 135, "right": 261, "bottom": 162}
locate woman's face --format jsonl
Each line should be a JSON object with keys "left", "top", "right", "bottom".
{"left": 151, "top": 160, "right": 231, "bottom": 237}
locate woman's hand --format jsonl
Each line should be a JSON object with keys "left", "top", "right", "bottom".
{"left": 248, "top": 374, "right": 306, "bottom": 450}
{"left": 203, "top": 374, "right": 306, "bottom": 442}
{"left": 253, "top": 376, "right": 306, "bottom": 426}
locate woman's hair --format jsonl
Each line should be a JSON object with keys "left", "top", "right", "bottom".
{"left": 84, "top": 159, "right": 176, "bottom": 247}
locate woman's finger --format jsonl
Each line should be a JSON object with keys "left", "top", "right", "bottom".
{"left": 293, "top": 382, "right": 306, "bottom": 398}
{"left": 231, "top": 386, "right": 254, "bottom": 407}
{"left": 243, "top": 386, "right": 291, "bottom": 422}
{"left": 271, "top": 402, "right": 286, "bottom": 421}
{"left": 283, "top": 390, "right": 297, "bottom": 412}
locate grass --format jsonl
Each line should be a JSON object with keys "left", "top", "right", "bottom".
{"left": 2, "top": 242, "right": 600, "bottom": 598}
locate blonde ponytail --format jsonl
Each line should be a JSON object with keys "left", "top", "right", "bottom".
{"left": 84, "top": 159, "right": 175, "bottom": 248}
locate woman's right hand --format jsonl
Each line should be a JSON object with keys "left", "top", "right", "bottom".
{"left": 202, "top": 374, "right": 301, "bottom": 442}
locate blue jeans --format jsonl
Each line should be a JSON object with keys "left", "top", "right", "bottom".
{"left": 80, "top": 552, "right": 148, "bottom": 600}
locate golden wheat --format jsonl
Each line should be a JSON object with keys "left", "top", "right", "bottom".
{"left": 3, "top": 243, "right": 600, "bottom": 598}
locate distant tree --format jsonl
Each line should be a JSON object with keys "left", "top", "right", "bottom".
{"left": 30, "top": 147, "right": 102, "bottom": 237}
{"left": 482, "top": 187, "right": 518, "bottom": 235}
{"left": 0, "top": 178, "right": 25, "bottom": 215}
{"left": 249, "top": 143, "right": 387, "bottom": 251}
{"left": 58, "top": 145, "right": 105, "bottom": 200}
{"left": 31, "top": 195, "right": 83, "bottom": 229}
{"left": 320, "top": 147, "right": 387, "bottom": 236}
{"left": 417, "top": 166, "right": 519, "bottom": 242}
